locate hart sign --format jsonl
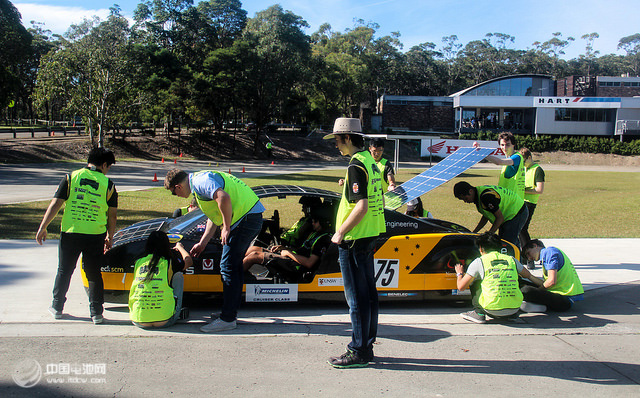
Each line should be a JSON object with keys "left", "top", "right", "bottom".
{"left": 420, "top": 139, "right": 501, "bottom": 158}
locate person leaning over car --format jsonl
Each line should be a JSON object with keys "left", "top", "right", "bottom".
{"left": 474, "top": 131, "right": 525, "bottom": 199}
{"left": 454, "top": 232, "right": 542, "bottom": 324}
{"left": 519, "top": 239, "right": 584, "bottom": 313}
{"left": 164, "top": 168, "right": 264, "bottom": 333}
{"left": 453, "top": 181, "right": 528, "bottom": 251}
{"left": 323, "top": 117, "right": 386, "bottom": 368}
{"left": 36, "top": 146, "right": 118, "bottom": 325}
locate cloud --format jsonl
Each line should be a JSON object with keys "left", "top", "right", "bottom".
{"left": 14, "top": 3, "right": 111, "bottom": 34}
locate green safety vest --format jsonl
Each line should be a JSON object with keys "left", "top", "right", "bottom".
{"left": 60, "top": 168, "right": 109, "bottom": 234}
{"left": 475, "top": 185, "right": 525, "bottom": 224}
{"left": 524, "top": 164, "right": 542, "bottom": 204}
{"left": 542, "top": 249, "right": 584, "bottom": 296}
{"left": 376, "top": 158, "right": 390, "bottom": 192}
{"left": 193, "top": 171, "right": 260, "bottom": 226}
{"left": 292, "top": 231, "right": 329, "bottom": 270}
{"left": 498, "top": 152, "right": 525, "bottom": 199}
{"left": 478, "top": 252, "right": 523, "bottom": 311}
{"left": 336, "top": 151, "right": 386, "bottom": 241}
{"left": 129, "top": 255, "right": 175, "bottom": 323}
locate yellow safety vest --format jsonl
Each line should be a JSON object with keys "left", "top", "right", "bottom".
{"left": 478, "top": 252, "right": 523, "bottom": 311}
{"left": 129, "top": 255, "right": 175, "bottom": 323}
{"left": 60, "top": 168, "right": 109, "bottom": 234}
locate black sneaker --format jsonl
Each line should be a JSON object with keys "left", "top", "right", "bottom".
{"left": 328, "top": 350, "right": 369, "bottom": 368}
{"left": 177, "top": 307, "right": 190, "bottom": 323}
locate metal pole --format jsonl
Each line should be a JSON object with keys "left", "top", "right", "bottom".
{"left": 394, "top": 138, "right": 400, "bottom": 173}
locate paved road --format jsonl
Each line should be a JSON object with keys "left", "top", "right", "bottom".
{"left": 0, "top": 238, "right": 638, "bottom": 396}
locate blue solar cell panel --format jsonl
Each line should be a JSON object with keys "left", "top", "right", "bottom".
{"left": 384, "top": 147, "right": 495, "bottom": 209}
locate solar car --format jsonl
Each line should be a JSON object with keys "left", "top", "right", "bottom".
{"left": 83, "top": 147, "right": 519, "bottom": 303}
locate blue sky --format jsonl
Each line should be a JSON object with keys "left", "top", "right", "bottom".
{"left": 13, "top": 0, "right": 639, "bottom": 60}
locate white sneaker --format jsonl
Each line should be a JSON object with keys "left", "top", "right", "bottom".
{"left": 200, "top": 318, "right": 236, "bottom": 333}
{"left": 520, "top": 301, "right": 547, "bottom": 313}
{"left": 91, "top": 315, "right": 104, "bottom": 324}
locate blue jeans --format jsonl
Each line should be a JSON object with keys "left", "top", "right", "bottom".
{"left": 499, "top": 205, "right": 529, "bottom": 250}
{"left": 338, "top": 237, "right": 378, "bottom": 358}
{"left": 219, "top": 213, "right": 263, "bottom": 322}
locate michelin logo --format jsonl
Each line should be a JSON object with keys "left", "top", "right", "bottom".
{"left": 246, "top": 284, "right": 298, "bottom": 302}
{"left": 254, "top": 286, "right": 290, "bottom": 295}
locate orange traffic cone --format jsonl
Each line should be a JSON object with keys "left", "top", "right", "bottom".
{"left": 271, "top": 161, "right": 275, "bottom": 165}
{"left": 162, "top": 158, "right": 165, "bottom": 163}
{"left": 152, "top": 173, "right": 158, "bottom": 182}
{"left": 174, "top": 159, "right": 177, "bottom": 164}
{"left": 242, "top": 166, "right": 245, "bottom": 173}
{"left": 228, "top": 169, "right": 231, "bottom": 173}
{"left": 179, "top": 153, "right": 183, "bottom": 157}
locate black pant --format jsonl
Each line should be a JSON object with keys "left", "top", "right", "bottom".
{"left": 52, "top": 232, "right": 105, "bottom": 316}
{"left": 520, "top": 282, "right": 572, "bottom": 312}
{"left": 520, "top": 201, "right": 537, "bottom": 246}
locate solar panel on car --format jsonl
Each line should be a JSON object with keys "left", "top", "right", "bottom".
{"left": 384, "top": 146, "right": 495, "bottom": 210}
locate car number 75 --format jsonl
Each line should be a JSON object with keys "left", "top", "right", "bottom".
{"left": 374, "top": 259, "right": 399, "bottom": 288}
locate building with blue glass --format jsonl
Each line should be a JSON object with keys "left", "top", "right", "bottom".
{"left": 374, "top": 74, "right": 640, "bottom": 139}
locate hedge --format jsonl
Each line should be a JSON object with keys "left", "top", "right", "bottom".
{"left": 458, "top": 131, "right": 640, "bottom": 156}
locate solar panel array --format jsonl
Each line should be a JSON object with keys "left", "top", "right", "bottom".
{"left": 384, "top": 146, "right": 495, "bottom": 210}
{"left": 113, "top": 219, "right": 167, "bottom": 247}
{"left": 251, "top": 185, "right": 340, "bottom": 199}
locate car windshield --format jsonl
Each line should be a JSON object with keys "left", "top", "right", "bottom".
{"left": 165, "top": 209, "right": 206, "bottom": 233}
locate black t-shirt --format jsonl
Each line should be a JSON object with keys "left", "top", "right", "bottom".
{"left": 54, "top": 168, "right": 118, "bottom": 208}
{"left": 345, "top": 154, "right": 369, "bottom": 203}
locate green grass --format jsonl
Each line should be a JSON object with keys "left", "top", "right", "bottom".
{"left": 2, "top": 168, "right": 639, "bottom": 240}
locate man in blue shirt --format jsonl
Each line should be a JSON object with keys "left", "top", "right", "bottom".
{"left": 520, "top": 239, "right": 584, "bottom": 313}
{"left": 165, "top": 169, "right": 264, "bottom": 332}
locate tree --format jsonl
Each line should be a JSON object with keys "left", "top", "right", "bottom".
{"left": 532, "top": 32, "right": 574, "bottom": 78}
{"left": 35, "top": 11, "right": 139, "bottom": 146}
{"left": 0, "top": 0, "right": 32, "bottom": 109}
{"left": 241, "top": 5, "right": 311, "bottom": 150}
{"left": 579, "top": 32, "right": 600, "bottom": 76}
{"left": 617, "top": 33, "right": 640, "bottom": 76}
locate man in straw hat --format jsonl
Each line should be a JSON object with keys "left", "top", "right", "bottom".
{"left": 323, "top": 117, "right": 386, "bottom": 368}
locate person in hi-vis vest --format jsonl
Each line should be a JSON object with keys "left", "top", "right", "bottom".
{"left": 454, "top": 232, "right": 542, "bottom": 324}
{"left": 453, "top": 181, "right": 529, "bottom": 250}
{"left": 474, "top": 131, "right": 525, "bottom": 199}
{"left": 323, "top": 118, "right": 386, "bottom": 368}
{"left": 164, "top": 168, "right": 264, "bottom": 333}
{"left": 369, "top": 138, "right": 396, "bottom": 192}
{"left": 518, "top": 148, "right": 545, "bottom": 268}
{"left": 520, "top": 239, "right": 584, "bottom": 313}
{"left": 129, "top": 231, "right": 192, "bottom": 328}
{"left": 36, "top": 147, "right": 118, "bottom": 325}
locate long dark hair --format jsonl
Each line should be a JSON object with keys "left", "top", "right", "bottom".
{"left": 143, "top": 231, "right": 172, "bottom": 283}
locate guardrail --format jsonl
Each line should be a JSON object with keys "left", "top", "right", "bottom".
{"left": 0, "top": 126, "right": 85, "bottom": 138}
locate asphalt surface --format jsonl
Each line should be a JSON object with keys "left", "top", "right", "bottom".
{"left": 0, "top": 237, "right": 638, "bottom": 397}
{"left": 1, "top": 160, "right": 639, "bottom": 396}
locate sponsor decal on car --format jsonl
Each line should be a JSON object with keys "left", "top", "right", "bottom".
{"left": 318, "top": 277, "right": 344, "bottom": 287}
{"left": 379, "top": 292, "right": 417, "bottom": 297}
{"left": 167, "top": 234, "right": 183, "bottom": 243}
{"left": 246, "top": 284, "right": 298, "bottom": 302}
{"left": 100, "top": 266, "right": 125, "bottom": 273}
{"left": 202, "top": 259, "right": 214, "bottom": 271}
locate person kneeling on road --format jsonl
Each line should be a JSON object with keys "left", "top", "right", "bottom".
{"left": 129, "top": 231, "right": 193, "bottom": 328}
{"left": 454, "top": 232, "right": 542, "bottom": 324}
{"left": 519, "top": 239, "right": 584, "bottom": 313}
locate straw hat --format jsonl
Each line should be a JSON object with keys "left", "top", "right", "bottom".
{"left": 323, "top": 117, "right": 364, "bottom": 140}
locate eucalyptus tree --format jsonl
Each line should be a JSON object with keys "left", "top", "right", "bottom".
{"left": 35, "top": 10, "right": 139, "bottom": 146}
{"left": 532, "top": 32, "right": 574, "bottom": 78}
{"left": 617, "top": 33, "right": 640, "bottom": 76}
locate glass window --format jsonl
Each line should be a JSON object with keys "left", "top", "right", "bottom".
{"left": 587, "top": 109, "right": 595, "bottom": 121}
{"left": 623, "top": 82, "right": 632, "bottom": 87}
{"left": 613, "top": 82, "right": 621, "bottom": 87}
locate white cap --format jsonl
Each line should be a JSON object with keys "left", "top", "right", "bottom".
{"left": 323, "top": 118, "right": 364, "bottom": 140}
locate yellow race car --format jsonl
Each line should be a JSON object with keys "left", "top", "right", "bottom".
{"left": 84, "top": 184, "right": 519, "bottom": 303}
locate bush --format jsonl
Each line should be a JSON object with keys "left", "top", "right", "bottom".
{"left": 458, "top": 132, "right": 640, "bottom": 155}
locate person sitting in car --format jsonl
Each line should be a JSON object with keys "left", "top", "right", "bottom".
{"left": 243, "top": 211, "right": 331, "bottom": 276}
{"left": 279, "top": 196, "right": 323, "bottom": 247}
